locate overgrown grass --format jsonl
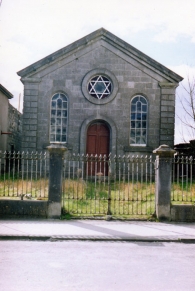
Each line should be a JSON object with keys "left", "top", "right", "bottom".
{"left": 0, "top": 178, "right": 48, "bottom": 200}
{"left": 171, "top": 181, "right": 195, "bottom": 204}
{"left": 1, "top": 175, "right": 195, "bottom": 217}
{"left": 62, "top": 179, "right": 155, "bottom": 217}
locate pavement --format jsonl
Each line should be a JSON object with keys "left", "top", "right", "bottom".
{"left": 0, "top": 218, "right": 195, "bottom": 242}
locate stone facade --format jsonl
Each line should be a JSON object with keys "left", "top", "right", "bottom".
{"left": 0, "top": 84, "right": 22, "bottom": 152}
{"left": 8, "top": 103, "right": 22, "bottom": 152}
{"left": 17, "top": 28, "right": 183, "bottom": 155}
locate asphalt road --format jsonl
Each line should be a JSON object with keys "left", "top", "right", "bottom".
{"left": 0, "top": 241, "right": 195, "bottom": 291}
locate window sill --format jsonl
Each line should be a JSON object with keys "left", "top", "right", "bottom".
{"left": 124, "top": 146, "right": 153, "bottom": 152}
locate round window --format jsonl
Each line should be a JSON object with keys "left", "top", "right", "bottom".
{"left": 88, "top": 75, "right": 112, "bottom": 99}
{"left": 82, "top": 69, "right": 118, "bottom": 105}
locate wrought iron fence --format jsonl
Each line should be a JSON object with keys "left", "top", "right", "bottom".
{"left": 62, "top": 154, "right": 155, "bottom": 218}
{"left": 1, "top": 150, "right": 195, "bottom": 219}
{"left": 0, "top": 151, "right": 48, "bottom": 200}
{"left": 2, "top": 150, "right": 195, "bottom": 217}
{"left": 172, "top": 156, "right": 195, "bottom": 204}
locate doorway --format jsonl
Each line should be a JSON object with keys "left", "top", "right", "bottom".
{"left": 86, "top": 122, "right": 110, "bottom": 175}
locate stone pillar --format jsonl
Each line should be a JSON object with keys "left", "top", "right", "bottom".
{"left": 21, "top": 77, "right": 41, "bottom": 151}
{"left": 153, "top": 145, "right": 175, "bottom": 220}
{"left": 47, "top": 144, "right": 67, "bottom": 219}
{"left": 158, "top": 82, "right": 178, "bottom": 148}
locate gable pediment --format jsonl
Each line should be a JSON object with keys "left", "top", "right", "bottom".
{"left": 17, "top": 28, "right": 183, "bottom": 83}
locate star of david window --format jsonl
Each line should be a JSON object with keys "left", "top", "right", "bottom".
{"left": 88, "top": 75, "right": 112, "bottom": 99}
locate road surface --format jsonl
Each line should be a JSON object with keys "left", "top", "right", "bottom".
{"left": 0, "top": 240, "right": 195, "bottom": 291}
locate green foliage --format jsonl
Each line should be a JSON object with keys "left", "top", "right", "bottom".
{"left": 0, "top": 177, "right": 48, "bottom": 200}
{"left": 61, "top": 178, "right": 155, "bottom": 218}
{"left": 171, "top": 181, "right": 195, "bottom": 204}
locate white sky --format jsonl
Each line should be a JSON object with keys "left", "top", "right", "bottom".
{"left": 1, "top": 0, "right": 195, "bottom": 144}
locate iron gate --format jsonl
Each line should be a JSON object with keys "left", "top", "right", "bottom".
{"left": 61, "top": 154, "right": 155, "bottom": 219}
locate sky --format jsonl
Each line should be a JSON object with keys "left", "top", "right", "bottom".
{"left": 0, "top": 0, "right": 195, "bottom": 144}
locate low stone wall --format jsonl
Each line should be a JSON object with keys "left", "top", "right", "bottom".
{"left": 171, "top": 205, "right": 195, "bottom": 222}
{"left": 0, "top": 200, "right": 48, "bottom": 218}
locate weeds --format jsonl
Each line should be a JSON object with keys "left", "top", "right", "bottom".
{"left": 171, "top": 181, "right": 195, "bottom": 204}
{"left": 0, "top": 178, "right": 48, "bottom": 200}
{"left": 61, "top": 179, "right": 155, "bottom": 217}
{"left": 1, "top": 175, "right": 195, "bottom": 217}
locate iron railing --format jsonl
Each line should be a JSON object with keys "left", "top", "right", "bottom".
{"left": 0, "top": 151, "right": 48, "bottom": 200}
{"left": 172, "top": 156, "right": 195, "bottom": 204}
{"left": 2, "top": 151, "right": 195, "bottom": 217}
{"left": 62, "top": 154, "right": 155, "bottom": 218}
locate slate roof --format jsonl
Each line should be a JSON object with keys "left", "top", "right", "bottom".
{"left": 0, "top": 84, "right": 13, "bottom": 99}
{"left": 17, "top": 28, "right": 183, "bottom": 83}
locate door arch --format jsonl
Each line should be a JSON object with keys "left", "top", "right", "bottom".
{"left": 86, "top": 121, "right": 110, "bottom": 175}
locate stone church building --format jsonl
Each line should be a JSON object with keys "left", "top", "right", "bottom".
{"left": 17, "top": 28, "right": 183, "bottom": 157}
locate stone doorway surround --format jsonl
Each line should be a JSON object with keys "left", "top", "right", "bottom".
{"left": 79, "top": 116, "right": 117, "bottom": 156}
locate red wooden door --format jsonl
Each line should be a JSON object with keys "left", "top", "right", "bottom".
{"left": 86, "top": 123, "right": 110, "bottom": 175}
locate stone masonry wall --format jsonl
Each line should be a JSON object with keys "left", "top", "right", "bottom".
{"left": 22, "top": 78, "right": 40, "bottom": 152}
{"left": 159, "top": 83, "right": 177, "bottom": 147}
{"left": 21, "top": 42, "right": 177, "bottom": 156}
{"left": 7, "top": 103, "right": 22, "bottom": 152}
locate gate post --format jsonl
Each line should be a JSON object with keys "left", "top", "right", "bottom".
{"left": 47, "top": 144, "right": 67, "bottom": 219}
{"left": 153, "top": 145, "right": 175, "bottom": 220}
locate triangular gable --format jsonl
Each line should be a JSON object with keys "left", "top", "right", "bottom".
{"left": 17, "top": 28, "right": 183, "bottom": 83}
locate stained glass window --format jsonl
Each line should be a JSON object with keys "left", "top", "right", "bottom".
{"left": 50, "top": 93, "right": 68, "bottom": 143}
{"left": 130, "top": 95, "right": 148, "bottom": 145}
{"left": 88, "top": 75, "right": 112, "bottom": 99}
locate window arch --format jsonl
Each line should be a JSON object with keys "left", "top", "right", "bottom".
{"left": 130, "top": 95, "right": 148, "bottom": 145}
{"left": 50, "top": 93, "right": 68, "bottom": 143}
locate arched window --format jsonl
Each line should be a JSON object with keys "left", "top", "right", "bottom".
{"left": 50, "top": 93, "right": 68, "bottom": 143}
{"left": 130, "top": 95, "right": 148, "bottom": 145}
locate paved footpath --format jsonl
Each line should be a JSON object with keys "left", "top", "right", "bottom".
{"left": 0, "top": 219, "right": 195, "bottom": 242}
